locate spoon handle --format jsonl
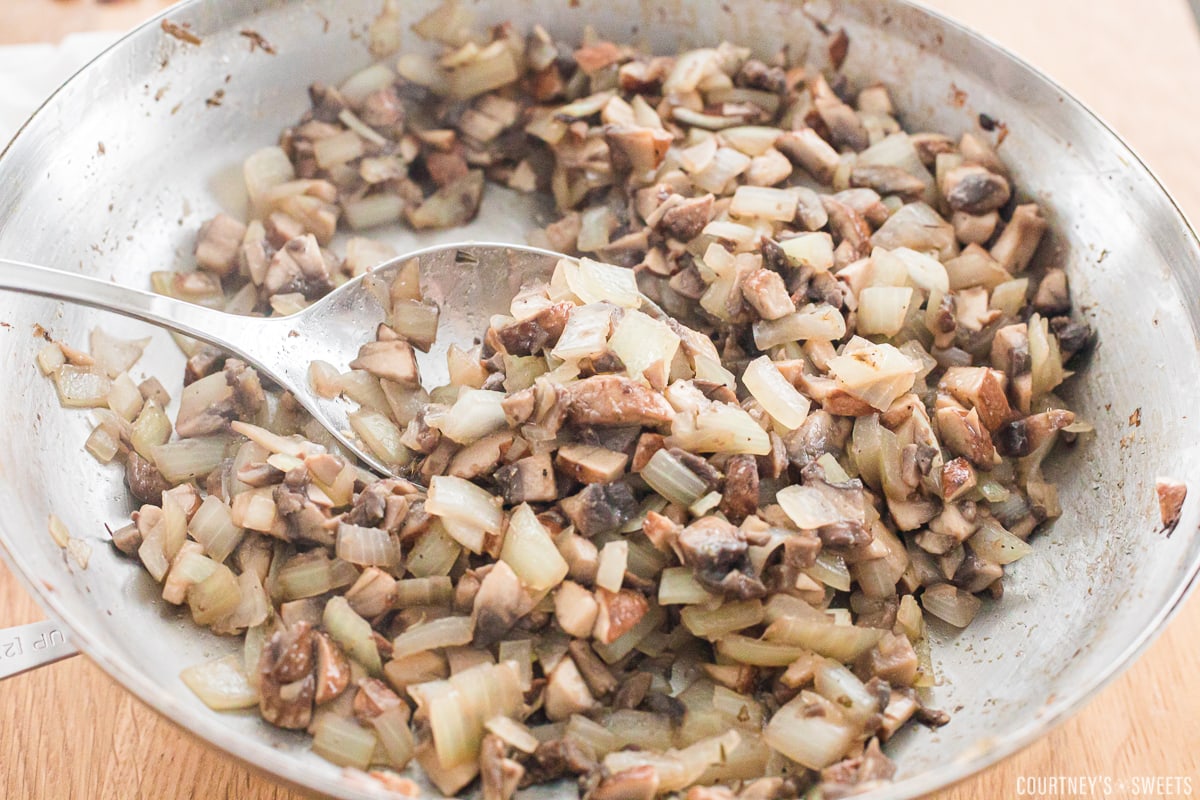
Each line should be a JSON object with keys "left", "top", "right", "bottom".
{"left": 0, "top": 257, "right": 268, "bottom": 366}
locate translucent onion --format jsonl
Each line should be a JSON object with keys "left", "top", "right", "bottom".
{"left": 312, "top": 715, "right": 378, "bottom": 770}
{"left": 336, "top": 522, "right": 402, "bottom": 568}
{"left": 741, "top": 355, "right": 810, "bottom": 430}
{"left": 680, "top": 599, "right": 764, "bottom": 639}
{"left": 551, "top": 303, "right": 612, "bottom": 362}
{"left": 152, "top": 437, "right": 232, "bottom": 484}
{"left": 425, "top": 475, "right": 503, "bottom": 534}
{"left": 324, "top": 596, "right": 383, "bottom": 675}
{"left": 813, "top": 657, "right": 880, "bottom": 724}
{"left": 715, "top": 635, "right": 807, "bottom": 666}
{"left": 394, "top": 576, "right": 454, "bottom": 608}
{"left": 406, "top": 522, "right": 463, "bottom": 578}
{"left": 52, "top": 365, "right": 112, "bottom": 409}
{"left": 778, "top": 233, "right": 835, "bottom": 273}
{"left": 370, "top": 706, "right": 416, "bottom": 770}
{"left": 593, "top": 602, "right": 666, "bottom": 664}
{"left": 187, "top": 564, "right": 242, "bottom": 626}
{"left": 921, "top": 583, "right": 983, "bottom": 628}
{"left": 990, "top": 278, "right": 1030, "bottom": 317}
{"left": 805, "top": 551, "right": 852, "bottom": 592}
{"left": 607, "top": 309, "right": 681, "bottom": 384}
{"left": 826, "top": 340, "right": 918, "bottom": 412}
{"left": 752, "top": 303, "right": 846, "bottom": 349}
{"left": 501, "top": 504, "right": 569, "bottom": 591}
{"left": 244, "top": 146, "right": 295, "bottom": 215}
{"left": 188, "top": 495, "right": 243, "bottom": 563}
{"left": 856, "top": 286, "right": 915, "bottom": 338}
{"left": 969, "top": 518, "right": 1033, "bottom": 565}
{"left": 671, "top": 404, "right": 770, "bottom": 455}
{"left": 640, "top": 448, "right": 709, "bottom": 506}
{"left": 764, "top": 617, "right": 883, "bottom": 662}
{"left": 765, "top": 690, "right": 856, "bottom": 769}
{"left": 561, "top": 257, "right": 642, "bottom": 308}
{"left": 729, "top": 186, "right": 800, "bottom": 222}
{"left": 348, "top": 408, "right": 409, "bottom": 467}
{"left": 392, "top": 615, "right": 475, "bottom": 660}
{"left": 180, "top": 655, "right": 259, "bottom": 711}
{"left": 436, "top": 389, "right": 508, "bottom": 444}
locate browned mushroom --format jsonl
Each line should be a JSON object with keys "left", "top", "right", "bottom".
{"left": 591, "top": 765, "right": 660, "bottom": 800}
{"left": 675, "top": 516, "right": 765, "bottom": 599}
{"left": 562, "top": 375, "right": 675, "bottom": 427}
{"left": 495, "top": 303, "right": 572, "bottom": 356}
{"left": 719, "top": 454, "right": 760, "bottom": 524}
{"left": 935, "top": 406, "right": 995, "bottom": 468}
{"left": 592, "top": 587, "right": 649, "bottom": 644}
{"left": 658, "top": 194, "right": 715, "bottom": 242}
{"left": 258, "top": 622, "right": 316, "bottom": 729}
{"left": 313, "top": 631, "right": 351, "bottom": 705}
{"left": 1157, "top": 478, "right": 1187, "bottom": 534}
{"left": 480, "top": 734, "right": 525, "bottom": 800}
{"left": 473, "top": 560, "right": 530, "bottom": 646}
{"left": 940, "top": 457, "right": 977, "bottom": 502}
{"left": 938, "top": 366, "right": 1015, "bottom": 431}
{"left": 566, "top": 639, "right": 618, "bottom": 698}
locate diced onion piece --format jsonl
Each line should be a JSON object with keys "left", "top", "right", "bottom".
{"left": 230, "top": 420, "right": 307, "bottom": 457}
{"left": 813, "top": 657, "right": 883, "bottom": 724}
{"left": 752, "top": 304, "right": 845, "bottom": 349}
{"left": 856, "top": 286, "right": 914, "bottom": 338}
{"left": 765, "top": 690, "right": 856, "bottom": 769}
{"left": 921, "top": 583, "right": 983, "bottom": 628}
{"left": 608, "top": 309, "right": 680, "bottom": 384}
{"left": 187, "top": 564, "right": 242, "bottom": 626}
{"left": 689, "top": 491, "right": 722, "bottom": 516}
{"left": 339, "top": 63, "right": 397, "bottom": 104}
{"left": 485, "top": 716, "right": 539, "bottom": 754}
{"left": 370, "top": 706, "right": 416, "bottom": 770}
{"left": 764, "top": 617, "right": 883, "bottom": 662}
{"left": 313, "top": 130, "right": 366, "bottom": 170}
{"left": 720, "top": 125, "right": 783, "bottom": 156}
{"left": 47, "top": 513, "right": 70, "bottom": 548}
{"left": 107, "top": 372, "right": 144, "bottom": 421}
{"left": 681, "top": 599, "right": 764, "bottom": 639}
{"left": 1028, "top": 313, "right": 1065, "bottom": 399}
{"left": 551, "top": 303, "right": 612, "bottom": 362}
{"left": 641, "top": 448, "right": 709, "bottom": 506}
{"left": 348, "top": 408, "right": 410, "bottom": 467}
{"left": 691, "top": 353, "right": 736, "bottom": 389}
{"left": 672, "top": 404, "right": 770, "bottom": 455}
{"left": 324, "top": 596, "right": 383, "bottom": 675}
{"left": 180, "top": 654, "right": 259, "bottom": 711}
{"left": 393, "top": 576, "right": 453, "bottom": 608}
{"left": 230, "top": 487, "right": 277, "bottom": 533}
{"left": 779, "top": 233, "right": 835, "bottom": 273}
{"left": 278, "top": 552, "right": 333, "bottom": 600}
{"left": 244, "top": 146, "right": 295, "bottom": 214}
{"left": 890, "top": 247, "right": 950, "bottom": 294}
{"left": 595, "top": 541, "right": 628, "bottom": 593}
{"left": 561, "top": 258, "right": 642, "bottom": 308}
{"left": 312, "top": 714, "right": 378, "bottom": 770}
{"left": 36, "top": 343, "right": 66, "bottom": 375}
{"left": 437, "top": 389, "right": 507, "bottom": 444}
{"left": 337, "top": 522, "right": 402, "bottom": 567}
{"left": 52, "top": 365, "right": 112, "bottom": 408}
{"left": 593, "top": 602, "right": 666, "bottom": 664}
{"left": 308, "top": 360, "right": 342, "bottom": 399}
{"left": 742, "top": 356, "right": 810, "bottom": 430}
{"left": 691, "top": 147, "right": 751, "bottom": 194}
{"left": 805, "top": 551, "right": 852, "bottom": 592}
{"left": 344, "top": 193, "right": 405, "bottom": 230}
{"left": 657, "top": 567, "right": 716, "bottom": 605}
{"left": 152, "top": 437, "right": 231, "bottom": 484}
{"left": 990, "top": 277, "right": 1029, "bottom": 317}
{"left": 826, "top": 341, "right": 917, "bottom": 411}
{"left": 189, "top": 495, "right": 244, "bottom": 563}
{"left": 407, "top": 522, "right": 462, "bottom": 578}
{"left": 426, "top": 475, "right": 503, "bottom": 534}
{"left": 729, "top": 185, "right": 800, "bottom": 222}
{"left": 130, "top": 400, "right": 171, "bottom": 460}
{"left": 501, "top": 504, "right": 569, "bottom": 591}
{"left": 447, "top": 43, "right": 519, "bottom": 99}
{"left": 969, "top": 518, "right": 1033, "bottom": 565}
{"left": 392, "top": 615, "right": 474, "bottom": 660}
{"left": 715, "top": 635, "right": 807, "bottom": 666}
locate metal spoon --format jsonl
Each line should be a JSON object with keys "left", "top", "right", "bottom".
{"left": 0, "top": 242, "right": 563, "bottom": 478}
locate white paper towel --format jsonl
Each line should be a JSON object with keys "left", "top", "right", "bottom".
{"left": 0, "top": 32, "right": 122, "bottom": 147}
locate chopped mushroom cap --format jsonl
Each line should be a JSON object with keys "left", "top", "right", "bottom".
{"left": 1157, "top": 478, "right": 1187, "bottom": 535}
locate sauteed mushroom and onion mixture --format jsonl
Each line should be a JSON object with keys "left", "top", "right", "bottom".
{"left": 38, "top": 7, "right": 1102, "bottom": 799}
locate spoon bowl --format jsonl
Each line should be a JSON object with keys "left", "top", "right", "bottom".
{"left": 0, "top": 242, "right": 564, "bottom": 478}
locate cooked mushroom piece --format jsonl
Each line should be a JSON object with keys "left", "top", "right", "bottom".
{"left": 554, "top": 580, "right": 600, "bottom": 638}
{"left": 258, "top": 622, "right": 316, "bottom": 730}
{"left": 495, "top": 453, "right": 558, "bottom": 504}
{"left": 313, "top": 631, "right": 351, "bottom": 705}
{"left": 740, "top": 268, "right": 796, "bottom": 321}
{"left": 990, "top": 203, "right": 1047, "bottom": 273}
{"left": 935, "top": 406, "right": 995, "bottom": 468}
{"left": 555, "top": 443, "right": 629, "bottom": 484}
{"left": 543, "top": 654, "right": 597, "bottom": 721}
{"left": 480, "top": 734, "right": 525, "bottom": 800}
{"left": 777, "top": 128, "right": 840, "bottom": 185}
{"left": 195, "top": 213, "right": 247, "bottom": 276}
{"left": 675, "top": 516, "right": 765, "bottom": 599}
{"left": 349, "top": 339, "right": 420, "bottom": 386}
{"left": 1157, "top": 478, "right": 1187, "bottom": 534}
{"left": 941, "top": 165, "right": 1011, "bottom": 215}
{"left": 473, "top": 561, "right": 530, "bottom": 646}
{"left": 1032, "top": 268, "right": 1071, "bottom": 316}
{"left": 560, "top": 481, "right": 638, "bottom": 536}
{"left": 658, "top": 194, "right": 715, "bottom": 242}
{"left": 563, "top": 375, "right": 675, "bottom": 428}
{"left": 592, "top": 587, "right": 650, "bottom": 644}
{"left": 993, "top": 409, "right": 1075, "bottom": 457}
{"left": 849, "top": 165, "right": 926, "bottom": 201}
{"left": 495, "top": 303, "right": 572, "bottom": 356}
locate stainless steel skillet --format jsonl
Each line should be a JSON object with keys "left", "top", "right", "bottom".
{"left": 0, "top": 1, "right": 1198, "bottom": 798}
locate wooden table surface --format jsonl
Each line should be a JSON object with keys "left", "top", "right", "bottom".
{"left": 2, "top": 1, "right": 1199, "bottom": 798}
